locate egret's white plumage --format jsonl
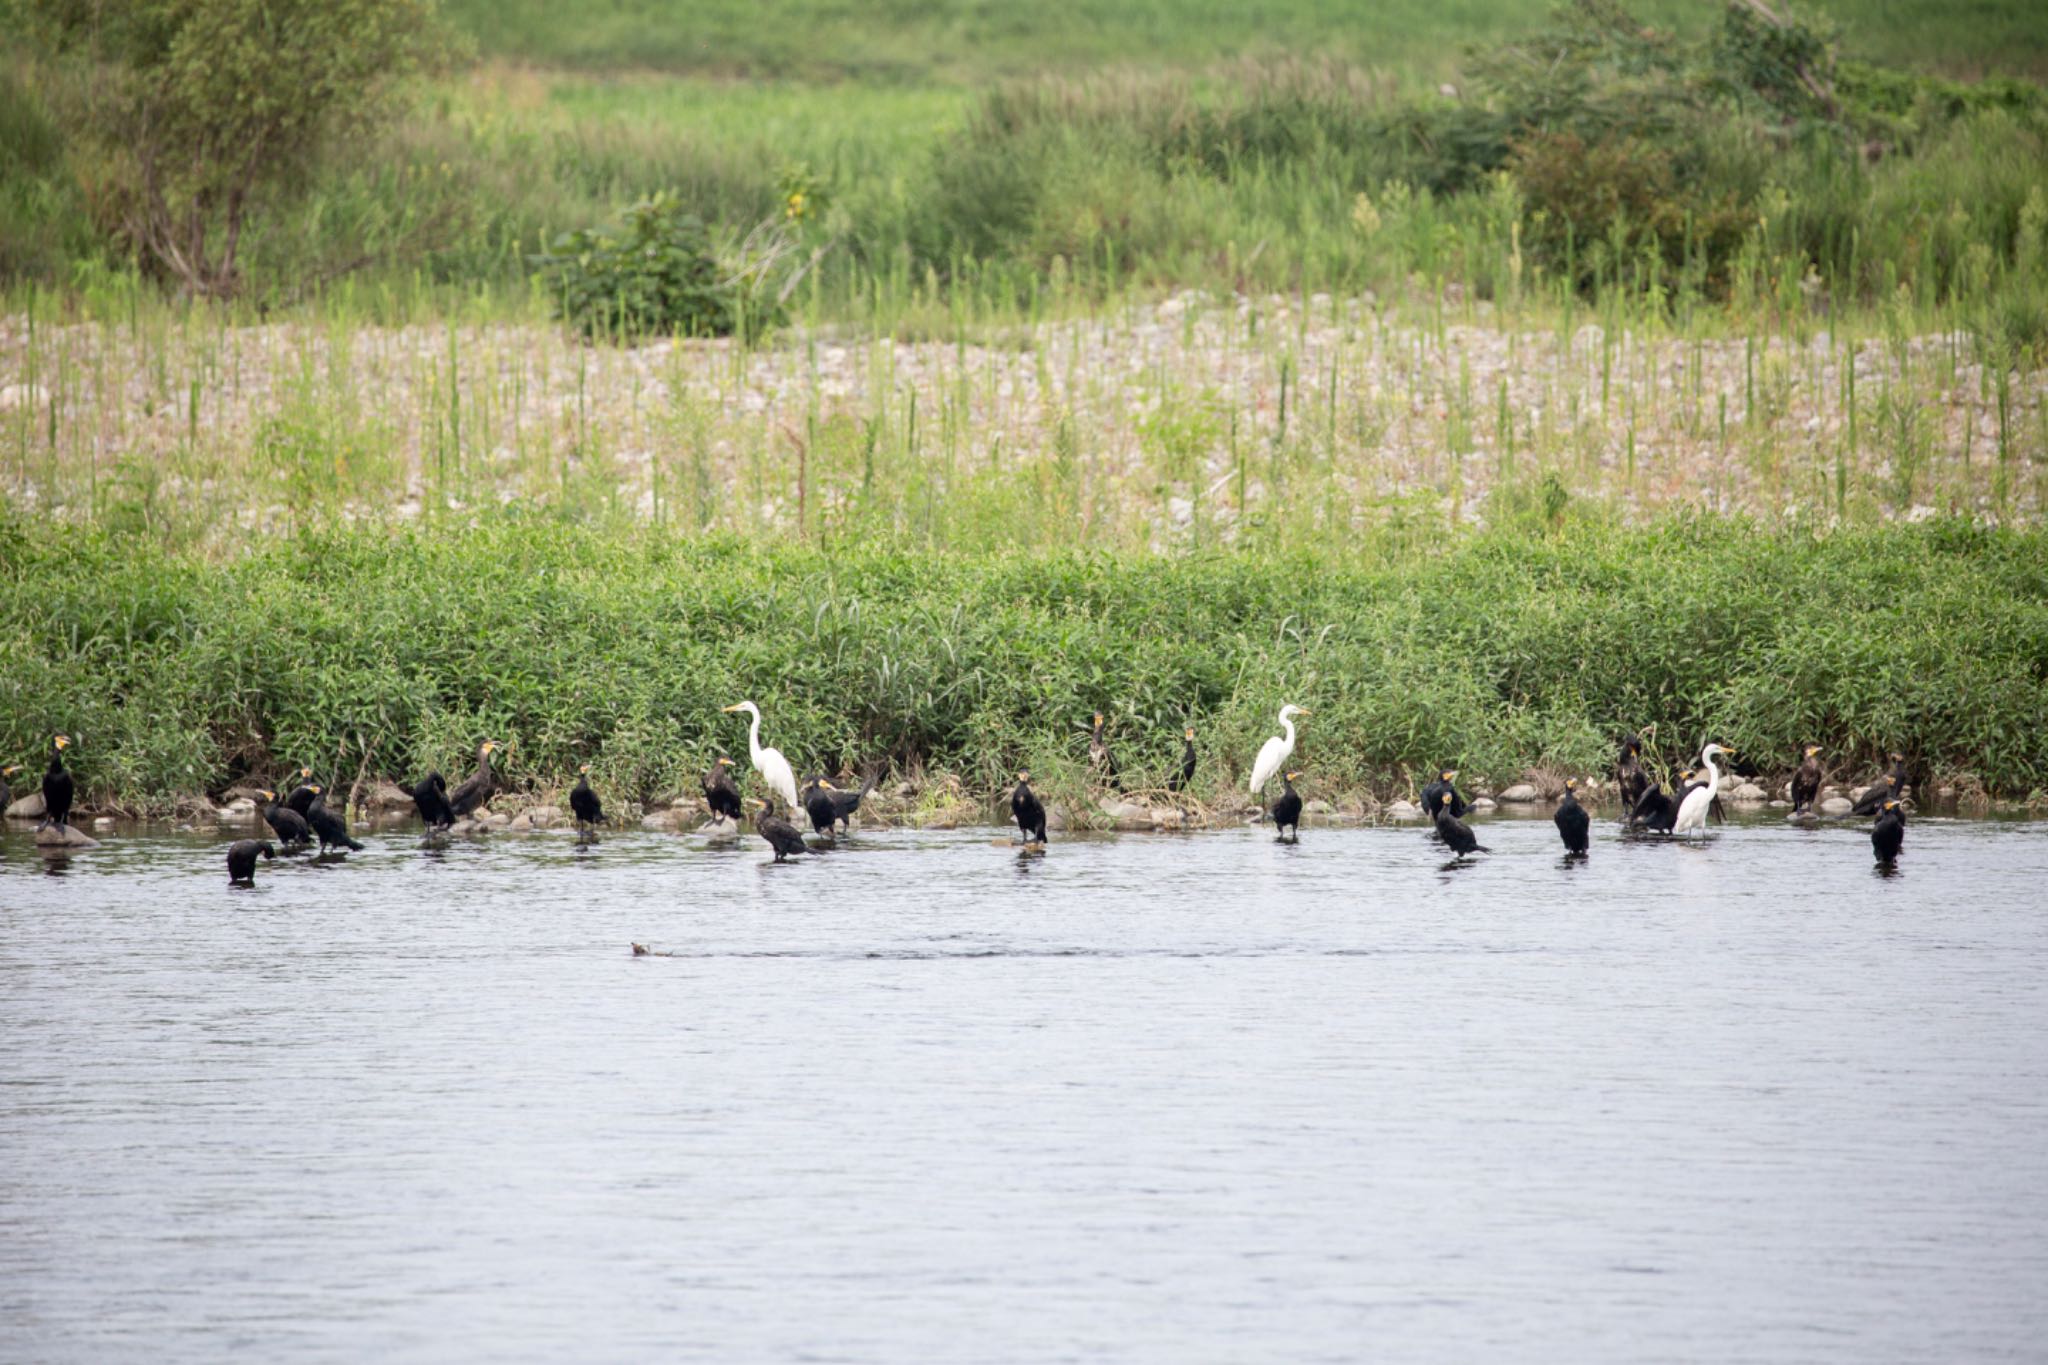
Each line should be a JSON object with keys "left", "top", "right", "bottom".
{"left": 723, "top": 701, "right": 800, "bottom": 810}
{"left": 1248, "top": 704, "right": 1309, "bottom": 792}
{"left": 1673, "top": 743, "right": 1729, "bottom": 838}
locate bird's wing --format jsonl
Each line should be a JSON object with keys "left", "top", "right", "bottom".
{"left": 1248, "top": 737, "right": 1285, "bottom": 791}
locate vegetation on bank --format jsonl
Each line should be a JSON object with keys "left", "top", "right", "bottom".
{"left": 4, "top": 1, "right": 2046, "bottom": 355}
{"left": 3, "top": 512, "right": 2043, "bottom": 811}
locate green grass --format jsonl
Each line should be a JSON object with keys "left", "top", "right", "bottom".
{"left": 4, "top": 510, "right": 2044, "bottom": 809}
{"left": 437, "top": 0, "right": 2048, "bottom": 82}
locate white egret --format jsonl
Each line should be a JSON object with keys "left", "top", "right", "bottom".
{"left": 1673, "top": 743, "right": 1732, "bottom": 839}
{"left": 722, "top": 701, "right": 800, "bottom": 809}
{"left": 1247, "top": 704, "right": 1310, "bottom": 792}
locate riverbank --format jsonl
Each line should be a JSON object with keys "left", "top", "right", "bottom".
{"left": 4, "top": 513, "right": 2044, "bottom": 811}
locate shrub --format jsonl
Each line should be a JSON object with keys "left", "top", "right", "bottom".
{"left": 534, "top": 192, "right": 743, "bottom": 341}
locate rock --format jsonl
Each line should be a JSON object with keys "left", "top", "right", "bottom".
{"left": 220, "top": 796, "right": 257, "bottom": 817}
{"left": 367, "top": 781, "right": 416, "bottom": 813}
{"left": 697, "top": 815, "right": 742, "bottom": 844}
{"left": 1767, "top": 799, "right": 1790, "bottom": 809}
{"left": 1099, "top": 799, "right": 1153, "bottom": 831}
{"left": 508, "top": 807, "right": 565, "bottom": 832}
{"left": 1819, "top": 796, "right": 1854, "bottom": 816}
{"left": 479, "top": 812, "right": 511, "bottom": 830}
{"left": 6, "top": 792, "right": 46, "bottom": 820}
{"left": 1150, "top": 806, "right": 1186, "bottom": 830}
{"left": 1385, "top": 799, "right": 1424, "bottom": 821}
{"left": 1043, "top": 806, "right": 1069, "bottom": 832}
{"left": 1304, "top": 798, "right": 1334, "bottom": 815}
{"left": 1725, "top": 782, "right": 1767, "bottom": 803}
{"left": 0, "top": 383, "right": 52, "bottom": 412}
{"left": 1498, "top": 783, "right": 1540, "bottom": 803}
{"left": 1468, "top": 797, "right": 1497, "bottom": 814}
{"left": 641, "top": 808, "right": 687, "bottom": 832}
{"left": 894, "top": 781, "right": 918, "bottom": 799}
{"left": 35, "top": 823, "right": 97, "bottom": 849}
{"left": 1849, "top": 785, "right": 1870, "bottom": 803}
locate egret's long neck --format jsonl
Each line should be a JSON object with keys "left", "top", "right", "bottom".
{"left": 1701, "top": 753, "right": 1721, "bottom": 797}
{"left": 747, "top": 709, "right": 764, "bottom": 765}
{"left": 1280, "top": 716, "right": 1296, "bottom": 749}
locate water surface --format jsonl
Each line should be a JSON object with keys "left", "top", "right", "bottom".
{"left": 4, "top": 813, "right": 2045, "bottom": 1362}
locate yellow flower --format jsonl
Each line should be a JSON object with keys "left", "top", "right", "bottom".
{"left": 786, "top": 191, "right": 807, "bottom": 221}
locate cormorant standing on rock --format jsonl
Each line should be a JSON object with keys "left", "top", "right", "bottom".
{"left": 703, "top": 756, "right": 744, "bottom": 822}
{"left": 305, "top": 787, "right": 364, "bottom": 853}
{"left": 448, "top": 741, "right": 500, "bottom": 817}
{"left": 801, "top": 778, "right": 840, "bottom": 838}
{"left": 227, "top": 840, "right": 275, "bottom": 884}
{"left": 256, "top": 789, "right": 311, "bottom": 847}
{"left": 1422, "top": 768, "right": 1466, "bottom": 821}
{"left": 1168, "top": 726, "right": 1197, "bottom": 794}
{"left": 1872, "top": 799, "right": 1905, "bottom": 863}
{"left": 1011, "top": 771, "right": 1047, "bottom": 846}
{"left": 41, "top": 735, "right": 74, "bottom": 830}
{"left": 1435, "top": 802, "right": 1489, "bottom": 858}
{"left": 1615, "top": 735, "right": 1647, "bottom": 816}
{"left": 1554, "top": 777, "right": 1590, "bottom": 854}
{"left": 1088, "top": 713, "right": 1119, "bottom": 791}
{"left": 1631, "top": 778, "right": 1677, "bottom": 834}
{"left": 1271, "top": 771, "right": 1303, "bottom": 844}
{"left": 750, "top": 797, "right": 810, "bottom": 862}
{"left": 1791, "top": 745, "right": 1824, "bottom": 813}
{"left": 1851, "top": 752, "right": 1908, "bottom": 816}
{"left": 570, "top": 764, "right": 605, "bottom": 834}
{"left": 802, "top": 775, "right": 875, "bottom": 835}
{"left": 285, "top": 767, "right": 319, "bottom": 818}
{"left": 409, "top": 772, "right": 455, "bottom": 831}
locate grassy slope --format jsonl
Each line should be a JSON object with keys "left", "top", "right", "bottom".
{"left": 438, "top": 0, "right": 2048, "bottom": 81}
{"left": 4, "top": 513, "right": 2044, "bottom": 808}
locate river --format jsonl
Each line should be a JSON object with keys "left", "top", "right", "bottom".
{"left": 3, "top": 812, "right": 2045, "bottom": 1362}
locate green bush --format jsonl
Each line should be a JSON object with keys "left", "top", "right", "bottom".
{"left": 534, "top": 192, "right": 755, "bottom": 341}
{"left": 3, "top": 510, "right": 2044, "bottom": 809}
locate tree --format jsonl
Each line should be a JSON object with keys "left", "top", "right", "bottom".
{"left": 29, "top": 0, "right": 450, "bottom": 297}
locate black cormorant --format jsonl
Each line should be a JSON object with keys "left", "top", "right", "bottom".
{"left": 0, "top": 762, "right": 20, "bottom": 811}
{"left": 750, "top": 797, "right": 810, "bottom": 862}
{"left": 1168, "top": 726, "right": 1197, "bottom": 794}
{"left": 1271, "top": 771, "right": 1303, "bottom": 843}
{"left": 703, "top": 756, "right": 744, "bottom": 822}
{"left": 1422, "top": 768, "right": 1467, "bottom": 821}
{"left": 305, "top": 787, "right": 365, "bottom": 853}
{"left": 570, "top": 764, "right": 605, "bottom": 834}
{"left": 803, "top": 775, "right": 875, "bottom": 835}
{"left": 1088, "top": 713, "right": 1119, "bottom": 790}
{"left": 41, "top": 735, "right": 74, "bottom": 830}
{"left": 285, "top": 767, "right": 319, "bottom": 818}
{"left": 1554, "top": 777, "right": 1590, "bottom": 854}
{"left": 448, "top": 741, "right": 500, "bottom": 817}
{"left": 227, "top": 839, "right": 276, "bottom": 884}
{"left": 1631, "top": 779, "right": 1677, "bottom": 834}
{"left": 1872, "top": 798, "right": 1905, "bottom": 862}
{"left": 1435, "top": 803, "right": 1489, "bottom": 858}
{"left": 408, "top": 772, "right": 455, "bottom": 830}
{"left": 256, "top": 789, "right": 311, "bottom": 847}
{"left": 1791, "top": 744, "right": 1824, "bottom": 813}
{"left": 1615, "top": 734, "right": 1647, "bottom": 816}
{"left": 1011, "top": 771, "right": 1047, "bottom": 846}
{"left": 1851, "top": 752, "right": 1908, "bottom": 816}
{"left": 801, "top": 777, "right": 840, "bottom": 838}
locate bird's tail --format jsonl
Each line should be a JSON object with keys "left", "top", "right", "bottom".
{"left": 1475, "top": 843, "right": 1492, "bottom": 853}
{"left": 344, "top": 835, "right": 366, "bottom": 851}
